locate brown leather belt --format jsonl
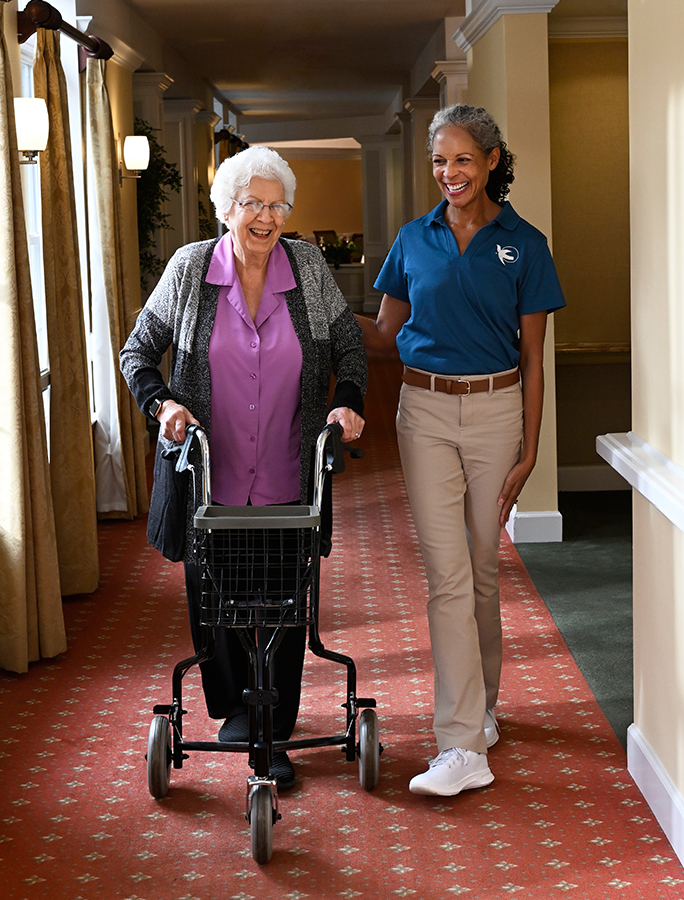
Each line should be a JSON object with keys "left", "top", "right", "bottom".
{"left": 402, "top": 366, "right": 520, "bottom": 395}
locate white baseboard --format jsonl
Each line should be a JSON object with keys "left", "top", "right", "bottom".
{"left": 505, "top": 508, "right": 563, "bottom": 543}
{"left": 557, "top": 464, "right": 630, "bottom": 492}
{"left": 627, "top": 724, "right": 684, "bottom": 866}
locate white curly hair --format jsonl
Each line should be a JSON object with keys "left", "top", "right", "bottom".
{"left": 210, "top": 145, "right": 297, "bottom": 221}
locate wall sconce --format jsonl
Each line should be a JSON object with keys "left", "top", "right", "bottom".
{"left": 119, "top": 135, "right": 150, "bottom": 185}
{"left": 14, "top": 97, "right": 49, "bottom": 164}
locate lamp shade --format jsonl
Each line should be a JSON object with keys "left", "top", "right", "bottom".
{"left": 123, "top": 135, "right": 150, "bottom": 172}
{"left": 13, "top": 98, "right": 49, "bottom": 153}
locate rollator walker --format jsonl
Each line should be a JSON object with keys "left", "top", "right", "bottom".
{"left": 145, "top": 422, "right": 382, "bottom": 864}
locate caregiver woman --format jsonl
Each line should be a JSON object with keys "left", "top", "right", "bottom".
{"left": 357, "top": 103, "right": 565, "bottom": 797}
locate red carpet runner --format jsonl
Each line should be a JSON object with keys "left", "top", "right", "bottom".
{"left": 2, "top": 359, "right": 683, "bottom": 898}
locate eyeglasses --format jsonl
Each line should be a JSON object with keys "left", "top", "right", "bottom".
{"left": 230, "top": 197, "right": 293, "bottom": 219}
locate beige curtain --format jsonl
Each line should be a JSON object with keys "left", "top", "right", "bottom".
{"left": 0, "top": 5, "right": 66, "bottom": 672}
{"left": 34, "top": 30, "right": 99, "bottom": 595}
{"left": 86, "top": 58, "right": 148, "bottom": 519}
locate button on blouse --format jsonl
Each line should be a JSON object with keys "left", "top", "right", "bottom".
{"left": 206, "top": 234, "right": 302, "bottom": 506}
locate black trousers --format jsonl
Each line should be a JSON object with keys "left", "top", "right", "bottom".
{"left": 184, "top": 561, "right": 307, "bottom": 740}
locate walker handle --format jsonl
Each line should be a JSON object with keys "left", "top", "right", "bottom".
{"left": 323, "top": 422, "right": 346, "bottom": 474}
{"left": 161, "top": 424, "right": 211, "bottom": 505}
{"left": 160, "top": 423, "right": 201, "bottom": 473}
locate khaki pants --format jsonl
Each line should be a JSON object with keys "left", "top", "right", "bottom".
{"left": 396, "top": 374, "right": 523, "bottom": 754}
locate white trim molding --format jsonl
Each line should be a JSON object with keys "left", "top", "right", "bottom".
{"left": 628, "top": 725, "right": 684, "bottom": 866}
{"left": 431, "top": 60, "right": 469, "bottom": 108}
{"left": 431, "top": 59, "right": 469, "bottom": 85}
{"left": 133, "top": 72, "right": 175, "bottom": 95}
{"left": 596, "top": 432, "right": 684, "bottom": 534}
{"left": 548, "top": 16, "right": 628, "bottom": 41}
{"left": 196, "top": 110, "right": 221, "bottom": 128}
{"left": 455, "top": 0, "right": 561, "bottom": 53}
{"left": 505, "top": 507, "right": 563, "bottom": 543}
{"left": 78, "top": 20, "right": 144, "bottom": 72}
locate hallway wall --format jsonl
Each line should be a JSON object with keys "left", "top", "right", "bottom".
{"left": 549, "top": 38, "right": 631, "bottom": 477}
{"left": 628, "top": 0, "right": 684, "bottom": 805}
{"left": 272, "top": 155, "right": 364, "bottom": 239}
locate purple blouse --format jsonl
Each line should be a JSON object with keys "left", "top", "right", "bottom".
{"left": 206, "top": 234, "right": 302, "bottom": 505}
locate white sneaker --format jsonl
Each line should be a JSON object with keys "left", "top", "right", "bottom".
{"left": 485, "top": 708, "right": 500, "bottom": 748}
{"left": 409, "top": 748, "right": 494, "bottom": 796}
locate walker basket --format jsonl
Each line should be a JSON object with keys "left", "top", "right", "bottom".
{"left": 193, "top": 505, "right": 320, "bottom": 628}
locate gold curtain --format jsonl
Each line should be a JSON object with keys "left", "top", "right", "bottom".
{"left": 86, "top": 58, "right": 148, "bottom": 519}
{"left": 218, "top": 138, "right": 230, "bottom": 165}
{"left": 0, "top": 5, "right": 66, "bottom": 672}
{"left": 34, "top": 29, "right": 99, "bottom": 595}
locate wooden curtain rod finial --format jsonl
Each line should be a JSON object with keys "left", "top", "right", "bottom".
{"left": 24, "top": 0, "right": 62, "bottom": 29}
{"left": 17, "top": 12, "right": 39, "bottom": 43}
{"left": 17, "top": 0, "right": 114, "bottom": 59}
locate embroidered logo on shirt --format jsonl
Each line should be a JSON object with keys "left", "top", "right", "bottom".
{"left": 496, "top": 244, "right": 519, "bottom": 265}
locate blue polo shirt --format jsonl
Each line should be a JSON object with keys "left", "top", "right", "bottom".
{"left": 374, "top": 200, "right": 565, "bottom": 375}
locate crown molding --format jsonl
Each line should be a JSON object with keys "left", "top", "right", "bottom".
{"left": 133, "top": 72, "right": 174, "bottom": 94}
{"left": 76, "top": 18, "right": 143, "bottom": 72}
{"left": 403, "top": 97, "right": 440, "bottom": 115}
{"left": 196, "top": 110, "right": 221, "bottom": 127}
{"left": 431, "top": 59, "right": 468, "bottom": 81}
{"left": 454, "top": 0, "right": 561, "bottom": 53}
{"left": 548, "top": 16, "right": 628, "bottom": 41}
{"left": 164, "top": 98, "right": 205, "bottom": 119}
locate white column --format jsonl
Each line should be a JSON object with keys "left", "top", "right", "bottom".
{"left": 163, "top": 98, "right": 204, "bottom": 254}
{"left": 196, "top": 110, "right": 221, "bottom": 239}
{"left": 431, "top": 60, "right": 469, "bottom": 107}
{"left": 132, "top": 73, "right": 174, "bottom": 270}
{"left": 403, "top": 97, "right": 440, "bottom": 219}
{"left": 358, "top": 135, "right": 402, "bottom": 313}
{"left": 133, "top": 72, "right": 173, "bottom": 134}
{"left": 395, "top": 110, "right": 414, "bottom": 225}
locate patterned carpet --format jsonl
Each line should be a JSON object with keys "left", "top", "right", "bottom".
{"left": 2, "top": 358, "right": 684, "bottom": 898}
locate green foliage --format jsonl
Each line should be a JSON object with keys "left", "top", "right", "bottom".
{"left": 134, "top": 117, "right": 182, "bottom": 290}
{"left": 319, "top": 236, "right": 359, "bottom": 269}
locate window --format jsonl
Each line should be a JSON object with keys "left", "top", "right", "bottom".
{"left": 20, "top": 42, "right": 51, "bottom": 447}
{"left": 19, "top": 5, "right": 93, "bottom": 450}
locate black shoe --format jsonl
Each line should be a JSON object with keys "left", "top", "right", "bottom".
{"left": 218, "top": 713, "right": 249, "bottom": 743}
{"left": 270, "top": 751, "right": 296, "bottom": 791}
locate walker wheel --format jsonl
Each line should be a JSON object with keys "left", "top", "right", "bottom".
{"left": 249, "top": 783, "right": 274, "bottom": 864}
{"left": 147, "top": 715, "right": 172, "bottom": 799}
{"left": 358, "top": 708, "right": 380, "bottom": 791}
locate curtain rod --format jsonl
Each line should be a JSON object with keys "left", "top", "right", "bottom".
{"left": 16, "top": 0, "right": 114, "bottom": 60}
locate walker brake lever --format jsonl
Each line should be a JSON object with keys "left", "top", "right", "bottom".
{"left": 160, "top": 424, "right": 201, "bottom": 473}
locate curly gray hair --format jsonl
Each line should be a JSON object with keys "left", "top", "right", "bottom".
{"left": 210, "top": 145, "right": 297, "bottom": 221}
{"left": 427, "top": 103, "right": 502, "bottom": 154}
{"left": 427, "top": 103, "right": 515, "bottom": 203}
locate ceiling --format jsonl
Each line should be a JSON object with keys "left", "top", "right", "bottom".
{"left": 122, "top": 0, "right": 627, "bottom": 133}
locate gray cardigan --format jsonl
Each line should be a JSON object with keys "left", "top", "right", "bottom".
{"left": 120, "top": 236, "right": 367, "bottom": 561}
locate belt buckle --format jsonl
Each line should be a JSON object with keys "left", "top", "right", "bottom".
{"left": 457, "top": 378, "right": 471, "bottom": 396}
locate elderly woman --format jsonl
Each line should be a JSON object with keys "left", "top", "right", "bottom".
{"left": 357, "top": 104, "right": 565, "bottom": 797}
{"left": 120, "top": 145, "right": 367, "bottom": 790}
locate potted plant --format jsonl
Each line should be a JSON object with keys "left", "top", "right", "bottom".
{"left": 318, "top": 235, "right": 359, "bottom": 269}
